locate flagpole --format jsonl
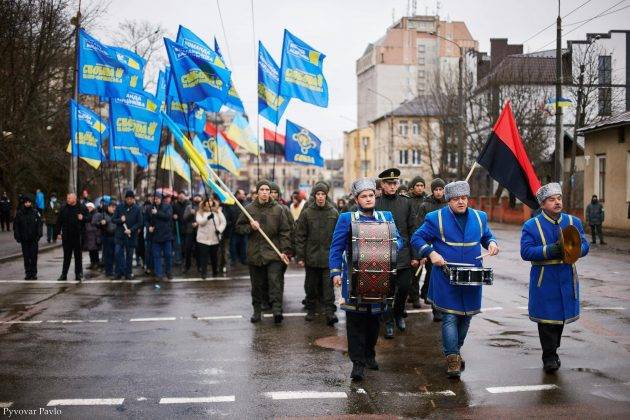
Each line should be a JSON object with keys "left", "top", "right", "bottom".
{"left": 250, "top": 0, "right": 260, "bottom": 182}
{"left": 465, "top": 162, "right": 477, "bottom": 182}
{"left": 70, "top": 0, "right": 82, "bottom": 195}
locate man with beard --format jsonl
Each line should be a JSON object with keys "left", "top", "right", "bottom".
{"left": 375, "top": 168, "right": 419, "bottom": 339}
{"left": 295, "top": 182, "right": 339, "bottom": 325}
{"left": 236, "top": 180, "right": 292, "bottom": 324}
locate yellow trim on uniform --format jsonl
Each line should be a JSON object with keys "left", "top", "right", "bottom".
{"left": 432, "top": 302, "right": 481, "bottom": 317}
{"left": 537, "top": 267, "right": 545, "bottom": 287}
{"left": 568, "top": 215, "right": 574, "bottom": 226}
{"left": 529, "top": 314, "right": 580, "bottom": 325}
{"left": 541, "top": 211, "right": 563, "bottom": 225}
{"left": 534, "top": 218, "right": 547, "bottom": 246}
{"left": 438, "top": 208, "right": 480, "bottom": 247}
{"left": 542, "top": 245, "right": 548, "bottom": 259}
{"left": 438, "top": 208, "right": 445, "bottom": 242}
{"left": 532, "top": 259, "right": 564, "bottom": 265}
{"left": 444, "top": 241, "right": 479, "bottom": 247}
{"left": 472, "top": 208, "right": 482, "bottom": 232}
{"left": 330, "top": 268, "right": 342, "bottom": 274}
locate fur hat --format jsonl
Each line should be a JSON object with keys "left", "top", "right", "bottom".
{"left": 444, "top": 181, "right": 470, "bottom": 201}
{"left": 536, "top": 182, "right": 562, "bottom": 204}
{"left": 351, "top": 178, "right": 376, "bottom": 198}
{"left": 312, "top": 182, "right": 329, "bottom": 195}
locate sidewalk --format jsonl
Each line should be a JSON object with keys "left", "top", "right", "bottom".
{"left": 0, "top": 230, "right": 61, "bottom": 262}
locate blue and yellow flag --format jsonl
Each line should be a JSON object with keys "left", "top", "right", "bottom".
{"left": 78, "top": 29, "right": 132, "bottom": 98}
{"left": 213, "top": 37, "right": 245, "bottom": 113}
{"left": 155, "top": 69, "right": 167, "bottom": 111}
{"left": 109, "top": 90, "right": 162, "bottom": 155}
{"left": 68, "top": 99, "right": 107, "bottom": 169}
{"left": 162, "top": 111, "right": 234, "bottom": 204}
{"left": 109, "top": 144, "right": 148, "bottom": 168}
{"left": 199, "top": 131, "right": 242, "bottom": 176}
{"left": 258, "top": 41, "right": 290, "bottom": 124}
{"left": 176, "top": 26, "right": 231, "bottom": 85}
{"left": 284, "top": 119, "right": 324, "bottom": 167}
{"left": 279, "top": 30, "right": 328, "bottom": 108}
{"left": 545, "top": 97, "right": 572, "bottom": 110}
{"left": 160, "top": 145, "right": 191, "bottom": 183}
{"left": 225, "top": 113, "right": 259, "bottom": 156}
{"left": 110, "top": 46, "right": 146, "bottom": 91}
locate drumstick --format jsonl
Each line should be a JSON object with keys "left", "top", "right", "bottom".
{"left": 476, "top": 252, "right": 491, "bottom": 260}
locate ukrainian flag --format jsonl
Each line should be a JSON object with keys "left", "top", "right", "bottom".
{"left": 225, "top": 113, "right": 259, "bottom": 156}
{"left": 160, "top": 145, "right": 191, "bottom": 184}
{"left": 546, "top": 97, "right": 572, "bottom": 110}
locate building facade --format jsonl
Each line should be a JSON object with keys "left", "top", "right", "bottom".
{"left": 342, "top": 127, "right": 374, "bottom": 191}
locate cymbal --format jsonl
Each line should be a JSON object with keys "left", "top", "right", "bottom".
{"left": 561, "top": 225, "right": 581, "bottom": 265}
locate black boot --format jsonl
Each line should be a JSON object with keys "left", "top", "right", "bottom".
{"left": 351, "top": 363, "right": 365, "bottom": 381}
{"left": 365, "top": 358, "right": 379, "bottom": 371}
{"left": 385, "top": 320, "right": 394, "bottom": 339}
{"left": 57, "top": 275, "right": 67, "bottom": 281}
{"left": 305, "top": 310, "right": 315, "bottom": 322}
{"left": 395, "top": 316, "right": 406, "bottom": 332}
{"left": 543, "top": 359, "right": 560, "bottom": 373}
{"left": 326, "top": 315, "right": 339, "bottom": 326}
{"left": 273, "top": 314, "right": 284, "bottom": 324}
{"left": 250, "top": 312, "right": 261, "bottom": 323}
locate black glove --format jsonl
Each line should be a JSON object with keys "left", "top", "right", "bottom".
{"left": 548, "top": 240, "right": 563, "bottom": 258}
{"left": 207, "top": 213, "right": 214, "bottom": 220}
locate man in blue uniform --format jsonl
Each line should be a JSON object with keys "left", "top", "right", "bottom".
{"left": 329, "top": 178, "right": 403, "bottom": 381}
{"left": 411, "top": 180, "right": 498, "bottom": 378}
{"left": 520, "top": 182, "right": 589, "bottom": 373}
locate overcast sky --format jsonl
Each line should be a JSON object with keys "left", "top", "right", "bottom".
{"left": 92, "top": 0, "right": 629, "bottom": 159}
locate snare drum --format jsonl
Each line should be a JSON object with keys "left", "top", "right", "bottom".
{"left": 444, "top": 264, "right": 493, "bottom": 286}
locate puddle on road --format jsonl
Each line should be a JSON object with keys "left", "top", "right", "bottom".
{"left": 487, "top": 337, "right": 523, "bottom": 348}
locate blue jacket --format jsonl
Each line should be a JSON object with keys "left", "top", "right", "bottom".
{"left": 520, "top": 211, "right": 589, "bottom": 324}
{"left": 149, "top": 203, "right": 174, "bottom": 243}
{"left": 112, "top": 202, "right": 143, "bottom": 246}
{"left": 329, "top": 210, "right": 403, "bottom": 314}
{"left": 411, "top": 206, "right": 497, "bottom": 316}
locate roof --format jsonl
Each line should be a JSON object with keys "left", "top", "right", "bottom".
{"left": 370, "top": 96, "right": 441, "bottom": 124}
{"left": 476, "top": 54, "right": 556, "bottom": 90}
{"left": 577, "top": 111, "right": 630, "bottom": 134}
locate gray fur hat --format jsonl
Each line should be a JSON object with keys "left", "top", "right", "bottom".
{"left": 536, "top": 182, "right": 562, "bottom": 204}
{"left": 444, "top": 181, "right": 470, "bottom": 201}
{"left": 351, "top": 178, "right": 376, "bottom": 198}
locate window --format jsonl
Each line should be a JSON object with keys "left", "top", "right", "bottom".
{"left": 448, "top": 150, "right": 458, "bottom": 169}
{"left": 412, "top": 121, "right": 420, "bottom": 136}
{"left": 399, "top": 120, "right": 409, "bottom": 136}
{"left": 598, "top": 55, "right": 612, "bottom": 84}
{"left": 361, "top": 136, "right": 370, "bottom": 148}
{"left": 595, "top": 154, "right": 606, "bottom": 201}
{"left": 598, "top": 88, "right": 612, "bottom": 116}
{"left": 398, "top": 149, "right": 409, "bottom": 165}
{"left": 411, "top": 149, "right": 422, "bottom": 165}
{"left": 417, "top": 69, "right": 426, "bottom": 78}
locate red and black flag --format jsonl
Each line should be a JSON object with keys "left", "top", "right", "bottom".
{"left": 263, "top": 128, "right": 285, "bottom": 155}
{"left": 477, "top": 101, "right": 542, "bottom": 209}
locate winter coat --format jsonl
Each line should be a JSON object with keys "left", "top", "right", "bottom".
{"left": 235, "top": 199, "right": 292, "bottom": 266}
{"left": 196, "top": 209, "right": 227, "bottom": 246}
{"left": 13, "top": 206, "right": 42, "bottom": 243}
{"left": 55, "top": 203, "right": 87, "bottom": 242}
{"left": 0, "top": 196, "right": 10, "bottom": 214}
{"left": 93, "top": 211, "right": 116, "bottom": 237}
{"left": 112, "top": 202, "right": 143, "bottom": 246}
{"left": 417, "top": 195, "right": 447, "bottom": 226}
{"left": 148, "top": 203, "right": 173, "bottom": 243}
{"left": 294, "top": 200, "right": 339, "bottom": 267}
{"left": 585, "top": 201, "right": 605, "bottom": 225}
{"left": 375, "top": 193, "right": 415, "bottom": 267}
{"left": 182, "top": 202, "right": 199, "bottom": 235}
{"left": 43, "top": 200, "right": 61, "bottom": 225}
{"left": 83, "top": 211, "right": 101, "bottom": 251}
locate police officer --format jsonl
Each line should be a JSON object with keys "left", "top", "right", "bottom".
{"left": 13, "top": 194, "right": 43, "bottom": 279}
{"left": 376, "top": 168, "right": 418, "bottom": 338}
{"left": 521, "top": 183, "right": 589, "bottom": 373}
{"left": 236, "top": 180, "right": 292, "bottom": 324}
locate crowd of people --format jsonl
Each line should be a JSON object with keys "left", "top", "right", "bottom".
{"left": 7, "top": 169, "right": 590, "bottom": 382}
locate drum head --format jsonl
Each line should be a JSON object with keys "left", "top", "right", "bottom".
{"left": 562, "top": 225, "right": 581, "bottom": 265}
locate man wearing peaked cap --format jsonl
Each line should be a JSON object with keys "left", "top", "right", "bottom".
{"left": 520, "top": 182, "right": 589, "bottom": 373}
{"left": 375, "top": 167, "right": 419, "bottom": 339}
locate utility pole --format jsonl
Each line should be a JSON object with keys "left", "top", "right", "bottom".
{"left": 69, "top": 2, "right": 81, "bottom": 194}
{"left": 457, "top": 46, "right": 464, "bottom": 179}
{"left": 554, "top": 0, "right": 563, "bottom": 183}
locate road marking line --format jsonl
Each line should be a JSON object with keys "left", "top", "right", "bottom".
{"left": 262, "top": 312, "right": 307, "bottom": 318}
{"left": 486, "top": 384, "right": 558, "bottom": 394}
{"left": 1, "top": 320, "right": 42, "bottom": 324}
{"left": 396, "top": 391, "right": 456, "bottom": 397}
{"left": 406, "top": 309, "right": 433, "bottom": 313}
{"left": 47, "top": 320, "right": 84, "bottom": 324}
{"left": 88, "top": 320, "right": 109, "bottom": 323}
{"left": 481, "top": 307, "right": 503, "bottom": 312}
{"left": 47, "top": 398, "right": 125, "bottom": 406}
{"left": 517, "top": 306, "right": 528, "bottom": 310}
{"left": 584, "top": 307, "right": 625, "bottom": 311}
{"left": 196, "top": 315, "right": 243, "bottom": 320}
{"left": 0, "top": 402, "right": 13, "bottom": 408}
{"left": 159, "top": 396, "right": 235, "bottom": 404}
{"left": 129, "top": 317, "right": 177, "bottom": 322}
{"left": 264, "top": 391, "right": 347, "bottom": 400}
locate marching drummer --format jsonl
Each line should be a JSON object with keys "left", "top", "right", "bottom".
{"left": 520, "top": 183, "right": 589, "bottom": 373}
{"left": 411, "top": 180, "right": 498, "bottom": 378}
{"left": 329, "top": 178, "right": 403, "bottom": 381}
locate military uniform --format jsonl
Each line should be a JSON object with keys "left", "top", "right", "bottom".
{"left": 520, "top": 183, "right": 589, "bottom": 371}
{"left": 375, "top": 168, "right": 416, "bottom": 336}
{"left": 13, "top": 196, "right": 43, "bottom": 279}
{"left": 294, "top": 183, "right": 339, "bottom": 323}
{"left": 236, "top": 183, "right": 292, "bottom": 321}
{"left": 43, "top": 197, "right": 61, "bottom": 243}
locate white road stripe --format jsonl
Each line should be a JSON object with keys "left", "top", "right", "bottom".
{"left": 1, "top": 320, "right": 42, "bottom": 324}
{"left": 47, "top": 398, "right": 124, "bottom": 406}
{"left": 129, "top": 317, "right": 177, "bottom": 322}
{"left": 264, "top": 391, "right": 347, "bottom": 400}
{"left": 263, "top": 312, "right": 307, "bottom": 318}
{"left": 397, "top": 390, "right": 456, "bottom": 397}
{"left": 480, "top": 307, "right": 503, "bottom": 312}
{"left": 517, "top": 306, "right": 528, "bottom": 310}
{"left": 584, "top": 307, "right": 625, "bottom": 311}
{"left": 0, "top": 402, "right": 13, "bottom": 408}
{"left": 196, "top": 315, "right": 243, "bottom": 320}
{"left": 486, "top": 384, "right": 558, "bottom": 394}
{"left": 88, "top": 320, "right": 109, "bottom": 323}
{"left": 159, "top": 396, "right": 235, "bottom": 404}
{"left": 47, "top": 320, "right": 84, "bottom": 324}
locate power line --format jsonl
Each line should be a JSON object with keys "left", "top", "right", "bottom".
{"left": 522, "top": 0, "right": 594, "bottom": 44}
{"left": 215, "top": 0, "right": 233, "bottom": 66}
{"left": 531, "top": 0, "right": 628, "bottom": 53}
{"left": 564, "top": 3, "right": 630, "bottom": 27}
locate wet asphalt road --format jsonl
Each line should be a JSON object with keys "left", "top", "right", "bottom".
{"left": 0, "top": 224, "right": 629, "bottom": 419}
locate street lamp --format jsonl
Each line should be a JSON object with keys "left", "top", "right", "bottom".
{"left": 430, "top": 31, "right": 465, "bottom": 179}
{"left": 367, "top": 88, "right": 395, "bottom": 167}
